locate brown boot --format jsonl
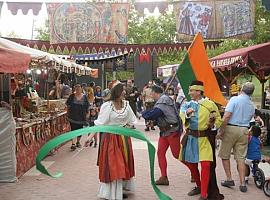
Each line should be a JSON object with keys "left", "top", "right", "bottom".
{"left": 155, "top": 176, "right": 169, "bottom": 185}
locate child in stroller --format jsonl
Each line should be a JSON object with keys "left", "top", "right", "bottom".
{"left": 245, "top": 125, "right": 263, "bottom": 187}
{"left": 245, "top": 125, "right": 270, "bottom": 197}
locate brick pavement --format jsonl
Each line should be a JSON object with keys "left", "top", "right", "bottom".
{"left": 0, "top": 119, "right": 268, "bottom": 200}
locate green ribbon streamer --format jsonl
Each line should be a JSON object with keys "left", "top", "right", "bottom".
{"left": 36, "top": 125, "right": 172, "bottom": 200}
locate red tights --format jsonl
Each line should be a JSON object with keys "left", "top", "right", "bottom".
{"left": 183, "top": 161, "right": 211, "bottom": 198}
{"left": 158, "top": 132, "right": 181, "bottom": 177}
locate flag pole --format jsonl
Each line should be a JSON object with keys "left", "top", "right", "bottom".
{"left": 164, "top": 33, "right": 200, "bottom": 93}
{"left": 164, "top": 71, "right": 177, "bottom": 93}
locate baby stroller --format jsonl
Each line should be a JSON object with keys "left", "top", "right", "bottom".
{"left": 262, "top": 160, "right": 270, "bottom": 197}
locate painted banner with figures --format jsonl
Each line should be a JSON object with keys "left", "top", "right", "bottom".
{"left": 174, "top": 0, "right": 255, "bottom": 41}
{"left": 46, "top": 3, "right": 129, "bottom": 44}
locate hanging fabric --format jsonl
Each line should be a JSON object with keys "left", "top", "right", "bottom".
{"left": 6, "top": 2, "right": 43, "bottom": 15}
{"left": 134, "top": 1, "right": 168, "bottom": 14}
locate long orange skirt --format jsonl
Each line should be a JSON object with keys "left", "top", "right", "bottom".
{"left": 98, "top": 133, "right": 135, "bottom": 183}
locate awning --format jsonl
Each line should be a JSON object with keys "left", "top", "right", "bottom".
{"left": 0, "top": 37, "right": 92, "bottom": 74}
{"left": 0, "top": 47, "right": 31, "bottom": 73}
{"left": 210, "top": 42, "right": 270, "bottom": 72}
{"left": 71, "top": 51, "right": 128, "bottom": 61}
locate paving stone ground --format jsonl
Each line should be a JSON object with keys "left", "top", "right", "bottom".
{"left": 0, "top": 119, "right": 268, "bottom": 200}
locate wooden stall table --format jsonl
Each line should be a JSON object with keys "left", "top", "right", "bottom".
{"left": 15, "top": 112, "right": 70, "bottom": 178}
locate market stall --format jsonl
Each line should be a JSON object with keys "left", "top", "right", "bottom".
{"left": 0, "top": 47, "right": 30, "bottom": 182}
{"left": 0, "top": 39, "right": 91, "bottom": 180}
{"left": 15, "top": 111, "right": 69, "bottom": 177}
{"left": 210, "top": 42, "right": 270, "bottom": 146}
{"left": 210, "top": 42, "right": 270, "bottom": 108}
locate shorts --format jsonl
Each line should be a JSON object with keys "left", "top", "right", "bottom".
{"left": 218, "top": 125, "right": 248, "bottom": 160}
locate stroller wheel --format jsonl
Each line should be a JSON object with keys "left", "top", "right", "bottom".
{"left": 254, "top": 168, "right": 265, "bottom": 189}
{"left": 263, "top": 180, "right": 270, "bottom": 197}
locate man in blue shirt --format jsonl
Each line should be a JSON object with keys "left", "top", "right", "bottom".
{"left": 217, "top": 82, "right": 255, "bottom": 193}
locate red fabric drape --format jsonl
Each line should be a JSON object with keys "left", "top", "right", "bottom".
{"left": 139, "top": 52, "right": 150, "bottom": 63}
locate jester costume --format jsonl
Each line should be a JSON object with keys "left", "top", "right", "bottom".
{"left": 180, "top": 81, "right": 224, "bottom": 200}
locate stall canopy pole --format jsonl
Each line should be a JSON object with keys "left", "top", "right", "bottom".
{"left": 0, "top": 74, "right": 3, "bottom": 101}
{"left": 261, "top": 81, "right": 265, "bottom": 109}
{"left": 46, "top": 66, "right": 49, "bottom": 110}
{"left": 102, "top": 63, "right": 104, "bottom": 90}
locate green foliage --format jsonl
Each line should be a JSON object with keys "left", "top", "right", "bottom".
{"left": 128, "top": 9, "right": 177, "bottom": 44}
{"left": 106, "top": 71, "right": 134, "bottom": 81}
{"left": 6, "top": 31, "right": 21, "bottom": 38}
{"left": 35, "top": 20, "right": 49, "bottom": 41}
{"left": 207, "top": 39, "right": 254, "bottom": 58}
{"left": 254, "top": 0, "right": 270, "bottom": 44}
{"left": 158, "top": 51, "right": 186, "bottom": 66}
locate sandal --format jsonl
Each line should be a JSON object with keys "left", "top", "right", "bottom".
{"left": 221, "top": 180, "right": 235, "bottom": 187}
{"left": 70, "top": 144, "right": 76, "bottom": 151}
{"left": 76, "top": 142, "right": 82, "bottom": 148}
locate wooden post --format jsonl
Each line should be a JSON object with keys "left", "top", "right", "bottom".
{"left": 261, "top": 81, "right": 265, "bottom": 109}
{"left": 46, "top": 67, "right": 50, "bottom": 111}
{"left": 0, "top": 74, "right": 3, "bottom": 101}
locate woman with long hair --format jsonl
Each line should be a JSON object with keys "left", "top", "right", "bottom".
{"left": 95, "top": 81, "right": 136, "bottom": 200}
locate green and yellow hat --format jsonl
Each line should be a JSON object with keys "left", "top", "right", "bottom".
{"left": 189, "top": 80, "right": 204, "bottom": 92}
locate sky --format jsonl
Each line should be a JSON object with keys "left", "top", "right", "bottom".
{"left": 0, "top": 0, "right": 160, "bottom": 40}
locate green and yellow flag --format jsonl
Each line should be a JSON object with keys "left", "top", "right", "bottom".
{"left": 176, "top": 33, "right": 226, "bottom": 106}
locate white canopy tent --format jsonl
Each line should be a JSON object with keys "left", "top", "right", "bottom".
{"left": 0, "top": 37, "right": 92, "bottom": 74}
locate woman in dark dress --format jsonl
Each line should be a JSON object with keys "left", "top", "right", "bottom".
{"left": 66, "top": 84, "right": 90, "bottom": 150}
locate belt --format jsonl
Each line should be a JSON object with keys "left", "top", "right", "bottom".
{"left": 187, "top": 129, "right": 208, "bottom": 137}
{"left": 159, "top": 123, "right": 178, "bottom": 132}
{"left": 227, "top": 123, "right": 249, "bottom": 128}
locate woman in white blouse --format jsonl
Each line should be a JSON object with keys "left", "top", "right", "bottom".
{"left": 94, "top": 81, "right": 137, "bottom": 200}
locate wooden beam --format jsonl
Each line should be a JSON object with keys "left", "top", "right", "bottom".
{"left": 231, "top": 70, "right": 245, "bottom": 84}
{"left": 217, "top": 69, "right": 229, "bottom": 83}
{"left": 246, "top": 65, "right": 262, "bottom": 82}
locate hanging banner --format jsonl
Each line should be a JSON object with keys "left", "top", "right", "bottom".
{"left": 174, "top": 0, "right": 256, "bottom": 41}
{"left": 46, "top": 3, "right": 130, "bottom": 44}
{"left": 6, "top": 2, "right": 42, "bottom": 15}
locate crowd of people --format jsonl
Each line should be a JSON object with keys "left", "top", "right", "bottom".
{"left": 63, "top": 79, "right": 269, "bottom": 200}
